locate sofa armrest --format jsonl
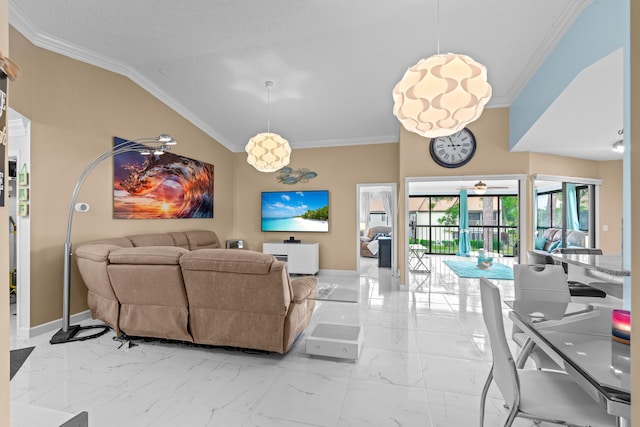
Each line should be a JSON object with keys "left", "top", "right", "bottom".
{"left": 108, "top": 246, "right": 188, "bottom": 265}
{"left": 75, "top": 244, "right": 126, "bottom": 262}
{"left": 291, "top": 276, "right": 318, "bottom": 303}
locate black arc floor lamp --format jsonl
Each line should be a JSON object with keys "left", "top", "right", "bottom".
{"left": 50, "top": 134, "right": 177, "bottom": 344}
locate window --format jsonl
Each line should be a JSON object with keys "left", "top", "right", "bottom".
{"left": 536, "top": 185, "right": 593, "bottom": 242}
{"left": 368, "top": 212, "right": 388, "bottom": 227}
{"left": 577, "top": 186, "right": 589, "bottom": 232}
{"left": 410, "top": 193, "right": 519, "bottom": 256}
{"left": 537, "top": 194, "right": 551, "bottom": 229}
{"left": 469, "top": 212, "right": 482, "bottom": 225}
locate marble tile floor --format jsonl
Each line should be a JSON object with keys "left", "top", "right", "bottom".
{"left": 9, "top": 255, "right": 560, "bottom": 426}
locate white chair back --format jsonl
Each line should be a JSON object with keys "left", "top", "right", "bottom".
{"left": 479, "top": 277, "right": 518, "bottom": 408}
{"left": 514, "top": 264, "right": 570, "bottom": 303}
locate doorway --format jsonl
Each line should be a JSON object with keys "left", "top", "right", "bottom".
{"left": 405, "top": 175, "right": 527, "bottom": 282}
{"left": 356, "top": 183, "right": 398, "bottom": 276}
{"left": 8, "top": 108, "right": 31, "bottom": 339}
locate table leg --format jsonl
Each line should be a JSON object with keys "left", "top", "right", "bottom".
{"left": 515, "top": 337, "right": 535, "bottom": 369}
{"left": 617, "top": 417, "right": 630, "bottom": 427}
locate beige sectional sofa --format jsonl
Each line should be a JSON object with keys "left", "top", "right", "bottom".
{"left": 75, "top": 230, "right": 318, "bottom": 353}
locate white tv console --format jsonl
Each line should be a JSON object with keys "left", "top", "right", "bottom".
{"left": 262, "top": 242, "right": 319, "bottom": 275}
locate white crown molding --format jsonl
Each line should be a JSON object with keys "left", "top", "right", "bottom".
{"left": 506, "top": 0, "right": 592, "bottom": 103}
{"left": 9, "top": 2, "right": 236, "bottom": 152}
{"left": 291, "top": 134, "right": 400, "bottom": 150}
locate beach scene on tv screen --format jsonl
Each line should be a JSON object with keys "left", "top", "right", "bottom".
{"left": 262, "top": 191, "right": 329, "bottom": 232}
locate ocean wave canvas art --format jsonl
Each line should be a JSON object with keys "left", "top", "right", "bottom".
{"left": 113, "top": 137, "right": 214, "bottom": 219}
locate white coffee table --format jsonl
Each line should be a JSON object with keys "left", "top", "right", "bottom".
{"left": 305, "top": 283, "right": 362, "bottom": 360}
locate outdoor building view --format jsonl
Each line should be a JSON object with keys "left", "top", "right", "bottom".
{"left": 409, "top": 195, "right": 519, "bottom": 256}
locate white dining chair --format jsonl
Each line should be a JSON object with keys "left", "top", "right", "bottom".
{"left": 512, "top": 264, "right": 570, "bottom": 370}
{"left": 478, "top": 277, "right": 615, "bottom": 427}
{"left": 514, "top": 264, "right": 571, "bottom": 302}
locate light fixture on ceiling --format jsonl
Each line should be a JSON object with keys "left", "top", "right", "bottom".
{"left": 474, "top": 180, "right": 488, "bottom": 195}
{"left": 612, "top": 140, "right": 624, "bottom": 153}
{"left": 392, "top": 0, "right": 492, "bottom": 138}
{"left": 612, "top": 129, "right": 624, "bottom": 153}
{"left": 245, "top": 81, "right": 291, "bottom": 172}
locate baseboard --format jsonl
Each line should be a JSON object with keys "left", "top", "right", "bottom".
{"left": 28, "top": 310, "right": 92, "bottom": 338}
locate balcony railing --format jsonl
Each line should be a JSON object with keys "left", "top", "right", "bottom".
{"left": 411, "top": 225, "right": 518, "bottom": 256}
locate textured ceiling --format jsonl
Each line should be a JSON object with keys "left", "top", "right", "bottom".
{"left": 9, "top": 0, "right": 616, "bottom": 159}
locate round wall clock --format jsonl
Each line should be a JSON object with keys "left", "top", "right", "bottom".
{"left": 429, "top": 128, "right": 477, "bottom": 168}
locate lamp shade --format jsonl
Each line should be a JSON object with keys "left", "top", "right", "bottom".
{"left": 392, "top": 53, "right": 492, "bottom": 138}
{"left": 245, "top": 132, "right": 291, "bottom": 172}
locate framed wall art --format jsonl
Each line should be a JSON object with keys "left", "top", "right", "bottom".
{"left": 112, "top": 137, "right": 214, "bottom": 219}
{"left": 17, "top": 165, "right": 28, "bottom": 186}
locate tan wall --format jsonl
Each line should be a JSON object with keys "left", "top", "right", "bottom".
{"left": 400, "top": 108, "right": 527, "bottom": 177}
{"left": 232, "top": 143, "right": 399, "bottom": 271}
{"left": 1, "top": 0, "right": 10, "bottom": 423}
{"left": 596, "top": 161, "right": 623, "bottom": 254}
{"left": 9, "top": 29, "right": 234, "bottom": 326}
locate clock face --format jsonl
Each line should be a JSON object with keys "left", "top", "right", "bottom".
{"left": 429, "top": 128, "right": 477, "bottom": 168}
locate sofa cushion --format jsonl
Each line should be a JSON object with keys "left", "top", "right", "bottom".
{"left": 75, "top": 244, "right": 128, "bottom": 262}
{"left": 534, "top": 237, "right": 547, "bottom": 250}
{"left": 181, "top": 249, "right": 276, "bottom": 274}
{"left": 547, "top": 240, "right": 563, "bottom": 252}
{"left": 367, "top": 226, "right": 392, "bottom": 240}
{"left": 566, "top": 230, "right": 586, "bottom": 247}
{"left": 542, "top": 228, "right": 558, "bottom": 240}
{"left": 80, "top": 238, "right": 134, "bottom": 248}
{"left": 128, "top": 233, "right": 176, "bottom": 247}
{"left": 183, "top": 230, "right": 222, "bottom": 250}
{"left": 543, "top": 240, "right": 556, "bottom": 252}
{"left": 168, "top": 232, "right": 190, "bottom": 249}
{"left": 108, "top": 246, "right": 188, "bottom": 265}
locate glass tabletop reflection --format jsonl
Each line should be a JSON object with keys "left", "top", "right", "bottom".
{"left": 505, "top": 300, "right": 630, "bottom": 406}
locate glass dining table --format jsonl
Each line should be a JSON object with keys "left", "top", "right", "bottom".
{"left": 505, "top": 300, "right": 631, "bottom": 425}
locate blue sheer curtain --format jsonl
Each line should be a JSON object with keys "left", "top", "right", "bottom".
{"left": 565, "top": 183, "right": 580, "bottom": 230}
{"left": 457, "top": 190, "right": 471, "bottom": 256}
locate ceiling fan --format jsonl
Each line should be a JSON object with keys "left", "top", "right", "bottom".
{"left": 458, "top": 180, "right": 509, "bottom": 195}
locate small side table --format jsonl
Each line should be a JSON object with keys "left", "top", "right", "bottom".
{"left": 378, "top": 238, "right": 391, "bottom": 268}
{"left": 409, "top": 244, "right": 430, "bottom": 272}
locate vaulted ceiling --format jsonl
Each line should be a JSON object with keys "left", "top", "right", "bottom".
{"left": 9, "top": 0, "right": 620, "bottom": 160}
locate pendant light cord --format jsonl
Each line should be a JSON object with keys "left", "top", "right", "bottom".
{"left": 266, "top": 81, "right": 272, "bottom": 133}
{"left": 436, "top": 0, "right": 440, "bottom": 54}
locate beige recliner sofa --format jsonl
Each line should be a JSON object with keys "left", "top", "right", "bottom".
{"left": 75, "top": 230, "right": 318, "bottom": 353}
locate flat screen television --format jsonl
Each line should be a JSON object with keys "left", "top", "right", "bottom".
{"left": 261, "top": 190, "right": 329, "bottom": 232}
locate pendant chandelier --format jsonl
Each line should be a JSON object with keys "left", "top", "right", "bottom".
{"left": 245, "top": 81, "right": 292, "bottom": 172}
{"left": 392, "top": 1, "right": 492, "bottom": 138}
